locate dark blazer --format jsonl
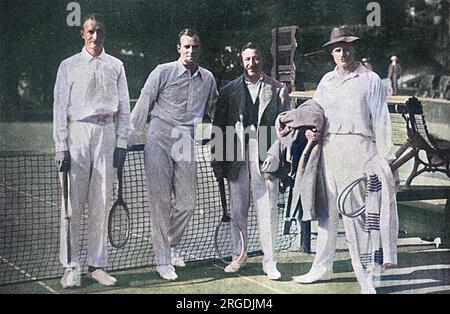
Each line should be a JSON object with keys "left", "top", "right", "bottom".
{"left": 211, "top": 74, "right": 290, "bottom": 181}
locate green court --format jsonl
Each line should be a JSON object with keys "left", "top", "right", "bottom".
{"left": 0, "top": 123, "right": 449, "bottom": 294}
{"left": 1, "top": 201, "right": 449, "bottom": 295}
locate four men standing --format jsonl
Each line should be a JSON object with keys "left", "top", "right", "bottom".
{"left": 53, "top": 16, "right": 397, "bottom": 294}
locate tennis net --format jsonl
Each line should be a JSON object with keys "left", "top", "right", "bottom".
{"left": 0, "top": 144, "right": 298, "bottom": 286}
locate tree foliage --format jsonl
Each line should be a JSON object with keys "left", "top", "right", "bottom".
{"left": 1, "top": 0, "right": 448, "bottom": 121}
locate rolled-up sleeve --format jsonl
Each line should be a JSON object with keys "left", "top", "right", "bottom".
{"left": 53, "top": 62, "right": 70, "bottom": 152}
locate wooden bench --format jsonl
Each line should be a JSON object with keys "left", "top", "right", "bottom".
{"left": 437, "top": 75, "right": 450, "bottom": 99}
{"left": 389, "top": 97, "right": 450, "bottom": 189}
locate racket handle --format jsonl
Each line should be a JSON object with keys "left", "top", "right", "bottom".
{"left": 283, "top": 219, "right": 293, "bottom": 235}
{"left": 117, "top": 165, "right": 124, "bottom": 197}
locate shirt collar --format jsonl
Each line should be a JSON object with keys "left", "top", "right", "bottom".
{"left": 177, "top": 59, "right": 203, "bottom": 79}
{"left": 81, "top": 47, "right": 107, "bottom": 62}
{"left": 243, "top": 73, "right": 264, "bottom": 86}
{"left": 327, "top": 62, "right": 363, "bottom": 81}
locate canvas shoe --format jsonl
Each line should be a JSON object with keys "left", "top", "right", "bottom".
{"left": 86, "top": 269, "right": 116, "bottom": 286}
{"left": 262, "top": 262, "right": 281, "bottom": 280}
{"left": 171, "top": 248, "right": 186, "bottom": 267}
{"left": 156, "top": 264, "right": 178, "bottom": 281}
{"left": 60, "top": 267, "right": 81, "bottom": 288}
{"left": 292, "top": 267, "right": 332, "bottom": 284}
{"left": 224, "top": 255, "right": 247, "bottom": 273}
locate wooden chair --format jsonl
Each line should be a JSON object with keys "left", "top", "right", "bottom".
{"left": 391, "top": 97, "right": 450, "bottom": 189}
{"left": 437, "top": 75, "right": 450, "bottom": 99}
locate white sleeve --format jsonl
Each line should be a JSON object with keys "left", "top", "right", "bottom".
{"left": 129, "top": 66, "right": 161, "bottom": 145}
{"left": 52, "top": 62, "right": 70, "bottom": 152}
{"left": 370, "top": 76, "right": 393, "bottom": 159}
{"left": 116, "top": 65, "right": 130, "bottom": 149}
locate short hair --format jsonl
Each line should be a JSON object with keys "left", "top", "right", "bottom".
{"left": 178, "top": 29, "right": 200, "bottom": 44}
{"left": 241, "top": 41, "right": 261, "bottom": 55}
{"left": 80, "top": 13, "right": 105, "bottom": 31}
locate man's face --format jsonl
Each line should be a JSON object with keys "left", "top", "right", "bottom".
{"left": 330, "top": 43, "right": 355, "bottom": 69}
{"left": 241, "top": 48, "right": 262, "bottom": 79}
{"left": 178, "top": 35, "right": 200, "bottom": 67}
{"left": 81, "top": 19, "right": 105, "bottom": 54}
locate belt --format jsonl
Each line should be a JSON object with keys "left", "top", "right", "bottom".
{"left": 77, "top": 114, "right": 115, "bottom": 126}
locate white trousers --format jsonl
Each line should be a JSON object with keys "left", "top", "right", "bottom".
{"left": 60, "top": 122, "right": 116, "bottom": 268}
{"left": 228, "top": 138, "right": 279, "bottom": 267}
{"left": 144, "top": 119, "right": 197, "bottom": 266}
{"left": 312, "top": 134, "right": 377, "bottom": 290}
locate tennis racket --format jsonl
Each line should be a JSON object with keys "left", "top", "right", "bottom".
{"left": 214, "top": 177, "right": 247, "bottom": 264}
{"left": 108, "top": 165, "right": 131, "bottom": 249}
{"left": 59, "top": 160, "right": 71, "bottom": 265}
{"left": 338, "top": 147, "right": 408, "bottom": 218}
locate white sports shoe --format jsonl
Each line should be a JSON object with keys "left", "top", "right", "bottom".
{"left": 171, "top": 248, "right": 186, "bottom": 267}
{"left": 292, "top": 267, "right": 332, "bottom": 284}
{"left": 156, "top": 265, "right": 178, "bottom": 281}
{"left": 263, "top": 263, "right": 281, "bottom": 280}
{"left": 224, "top": 256, "right": 247, "bottom": 273}
{"left": 86, "top": 269, "right": 116, "bottom": 286}
{"left": 60, "top": 267, "right": 81, "bottom": 288}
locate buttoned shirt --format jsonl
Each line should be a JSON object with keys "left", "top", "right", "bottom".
{"left": 313, "top": 63, "right": 393, "bottom": 158}
{"left": 53, "top": 47, "right": 130, "bottom": 151}
{"left": 130, "top": 60, "right": 218, "bottom": 138}
{"left": 244, "top": 74, "right": 263, "bottom": 103}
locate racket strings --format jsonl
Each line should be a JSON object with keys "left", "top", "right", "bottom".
{"left": 108, "top": 202, "right": 130, "bottom": 248}
{"left": 214, "top": 221, "right": 245, "bottom": 263}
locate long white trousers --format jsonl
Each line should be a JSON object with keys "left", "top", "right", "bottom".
{"left": 312, "top": 134, "right": 377, "bottom": 290}
{"left": 228, "top": 137, "right": 279, "bottom": 267}
{"left": 144, "top": 119, "right": 197, "bottom": 266}
{"left": 60, "top": 122, "right": 116, "bottom": 268}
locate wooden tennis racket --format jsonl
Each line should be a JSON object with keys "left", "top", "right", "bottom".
{"left": 214, "top": 177, "right": 247, "bottom": 264}
{"left": 108, "top": 165, "right": 131, "bottom": 249}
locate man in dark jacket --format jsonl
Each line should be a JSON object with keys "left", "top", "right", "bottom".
{"left": 211, "top": 42, "right": 290, "bottom": 280}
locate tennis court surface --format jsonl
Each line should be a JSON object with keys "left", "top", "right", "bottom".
{"left": 1, "top": 145, "right": 449, "bottom": 294}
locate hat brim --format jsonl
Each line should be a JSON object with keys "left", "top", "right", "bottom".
{"left": 322, "top": 36, "right": 359, "bottom": 48}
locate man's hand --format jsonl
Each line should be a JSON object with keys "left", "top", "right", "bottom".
{"left": 305, "top": 129, "right": 321, "bottom": 142}
{"left": 113, "top": 147, "right": 127, "bottom": 168}
{"left": 261, "top": 154, "right": 275, "bottom": 173}
{"left": 55, "top": 151, "right": 70, "bottom": 172}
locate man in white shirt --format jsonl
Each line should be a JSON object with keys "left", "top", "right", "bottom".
{"left": 292, "top": 26, "right": 395, "bottom": 294}
{"left": 53, "top": 13, "right": 130, "bottom": 288}
{"left": 129, "top": 29, "right": 218, "bottom": 281}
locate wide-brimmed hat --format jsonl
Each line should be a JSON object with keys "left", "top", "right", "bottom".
{"left": 322, "top": 26, "right": 359, "bottom": 49}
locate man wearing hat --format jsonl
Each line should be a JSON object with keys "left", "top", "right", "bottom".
{"left": 292, "top": 26, "right": 395, "bottom": 294}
